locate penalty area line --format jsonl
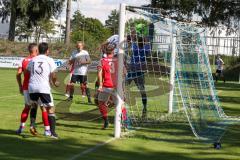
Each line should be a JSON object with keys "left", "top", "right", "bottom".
{"left": 68, "top": 128, "right": 137, "bottom": 160}
{"left": 68, "top": 137, "right": 115, "bottom": 160}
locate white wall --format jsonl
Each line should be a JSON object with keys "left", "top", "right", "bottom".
{"left": 0, "top": 22, "right": 9, "bottom": 37}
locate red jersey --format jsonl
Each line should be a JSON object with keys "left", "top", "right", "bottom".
{"left": 20, "top": 56, "right": 33, "bottom": 90}
{"left": 98, "top": 57, "right": 117, "bottom": 88}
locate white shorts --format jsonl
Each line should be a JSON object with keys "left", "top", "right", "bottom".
{"left": 98, "top": 87, "right": 117, "bottom": 105}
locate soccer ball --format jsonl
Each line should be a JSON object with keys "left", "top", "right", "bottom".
{"left": 213, "top": 142, "right": 222, "bottom": 149}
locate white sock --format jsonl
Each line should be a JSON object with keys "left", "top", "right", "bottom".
{"left": 45, "top": 126, "right": 50, "bottom": 131}
{"left": 20, "top": 123, "right": 25, "bottom": 128}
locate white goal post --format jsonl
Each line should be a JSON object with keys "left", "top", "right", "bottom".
{"left": 115, "top": 3, "right": 126, "bottom": 138}
{"left": 114, "top": 3, "right": 176, "bottom": 138}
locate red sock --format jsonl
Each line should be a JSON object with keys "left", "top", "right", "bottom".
{"left": 21, "top": 107, "right": 30, "bottom": 123}
{"left": 42, "top": 111, "right": 49, "bottom": 128}
{"left": 122, "top": 107, "right": 127, "bottom": 121}
{"left": 81, "top": 84, "right": 86, "bottom": 95}
{"left": 98, "top": 102, "right": 108, "bottom": 120}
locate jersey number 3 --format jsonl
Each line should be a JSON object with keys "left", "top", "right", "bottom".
{"left": 109, "top": 62, "right": 115, "bottom": 73}
{"left": 32, "top": 62, "right": 44, "bottom": 75}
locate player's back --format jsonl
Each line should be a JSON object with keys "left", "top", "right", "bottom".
{"left": 99, "top": 57, "right": 117, "bottom": 88}
{"left": 28, "top": 55, "right": 56, "bottom": 94}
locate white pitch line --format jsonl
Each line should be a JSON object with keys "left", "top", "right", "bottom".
{"left": 68, "top": 138, "right": 116, "bottom": 160}
{"left": 68, "top": 127, "right": 138, "bottom": 160}
{"left": 68, "top": 106, "right": 177, "bottom": 160}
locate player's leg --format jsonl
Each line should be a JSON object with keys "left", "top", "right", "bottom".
{"left": 80, "top": 83, "right": 86, "bottom": 97}
{"left": 40, "top": 93, "right": 58, "bottom": 138}
{"left": 112, "top": 92, "right": 129, "bottom": 129}
{"left": 16, "top": 105, "right": 31, "bottom": 134}
{"left": 65, "top": 73, "right": 73, "bottom": 97}
{"left": 29, "top": 103, "right": 38, "bottom": 135}
{"left": 65, "top": 83, "right": 71, "bottom": 97}
{"left": 220, "top": 70, "right": 226, "bottom": 83}
{"left": 81, "top": 75, "right": 92, "bottom": 103}
{"left": 41, "top": 106, "right": 51, "bottom": 136}
{"left": 68, "top": 75, "right": 78, "bottom": 101}
{"left": 32, "top": 93, "right": 51, "bottom": 136}
{"left": 215, "top": 70, "right": 219, "bottom": 82}
{"left": 79, "top": 75, "right": 86, "bottom": 97}
{"left": 16, "top": 90, "right": 33, "bottom": 134}
{"left": 47, "top": 106, "right": 57, "bottom": 138}
{"left": 134, "top": 75, "right": 147, "bottom": 118}
{"left": 94, "top": 79, "right": 100, "bottom": 105}
{"left": 121, "top": 105, "right": 129, "bottom": 129}
{"left": 98, "top": 89, "right": 111, "bottom": 129}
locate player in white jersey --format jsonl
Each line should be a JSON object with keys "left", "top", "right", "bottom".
{"left": 215, "top": 55, "right": 226, "bottom": 83}
{"left": 27, "top": 42, "right": 60, "bottom": 138}
{"left": 67, "top": 41, "right": 92, "bottom": 103}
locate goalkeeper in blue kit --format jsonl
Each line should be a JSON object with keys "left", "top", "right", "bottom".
{"left": 126, "top": 36, "right": 151, "bottom": 119}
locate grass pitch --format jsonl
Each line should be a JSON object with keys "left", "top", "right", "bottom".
{"left": 0, "top": 68, "right": 239, "bottom": 160}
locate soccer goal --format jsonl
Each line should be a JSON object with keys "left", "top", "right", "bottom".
{"left": 115, "top": 4, "right": 240, "bottom": 146}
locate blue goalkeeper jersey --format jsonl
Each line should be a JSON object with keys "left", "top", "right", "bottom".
{"left": 127, "top": 42, "right": 151, "bottom": 79}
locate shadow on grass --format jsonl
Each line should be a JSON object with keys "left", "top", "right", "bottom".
{"left": 0, "top": 128, "right": 109, "bottom": 160}
{"left": 1, "top": 127, "right": 239, "bottom": 160}
{"left": 218, "top": 96, "right": 240, "bottom": 104}
{"left": 55, "top": 99, "right": 115, "bottom": 123}
{"left": 215, "top": 82, "right": 240, "bottom": 92}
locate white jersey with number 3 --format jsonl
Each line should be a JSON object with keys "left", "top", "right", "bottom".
{"left": 27, "top": 55, "right": 57, "bottom": 94}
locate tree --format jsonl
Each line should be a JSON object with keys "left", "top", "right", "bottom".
{"left": 71, "top": 11, "right": 111, "bottom": 42}
{"left": 150, "top": 0, "right": 240, "bottom": 33}
{"left": 71, "top": 11, "right": 85, "bottom": 31}
{"left": 65, "top": 0, "right": 71, "bottom": 47}
{"left": 71, "top": 11, "right": 111, "bottom": 56}
{"left": 15, "top": 18, "right": 56, "bottom": 43}
{"left": 15, "top": 18, "right": 34, "bottom": 42}
{"left": 0, "top": 0, "right": 64, "bottom": 41}
{"left": 105, "top": 9, "right": 119, "bottom": 35}
{"left": 0, "top": 0, "right": 10, "bottom": 23}
{"left": 34, "top": 19, "right": 56, "bottom": 43}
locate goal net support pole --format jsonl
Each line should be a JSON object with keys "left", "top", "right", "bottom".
{"left": 115, "top": 3, "right": 126, "bottom": 138}
{"left": 168, "top": 21, "right": 176, "bottom": 114}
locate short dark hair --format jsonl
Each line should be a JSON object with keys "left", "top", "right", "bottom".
{"left": 38, "top": 42, "right": 48, "bottom": 54}
{"left": 28, "top": 43, "right": 37, "bottom": 53}
{"left": 106, "top": 43, "right": 115, "bottom": 54}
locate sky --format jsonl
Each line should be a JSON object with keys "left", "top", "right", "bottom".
{"left": 60, "top": 0, "right": 150, "bottom": 23}
{"left": 0, "top": 0, "right": 150, "bottom": 34}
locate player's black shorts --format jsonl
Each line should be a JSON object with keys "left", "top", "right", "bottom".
{"left": 216, "top": 69, "right": 223, "bottom": 74}
{"left": 29, "top": 93, "right": 54, "bottom": 107}
{"left": 70, "top": 75, "right": 88, "bottom": 83}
